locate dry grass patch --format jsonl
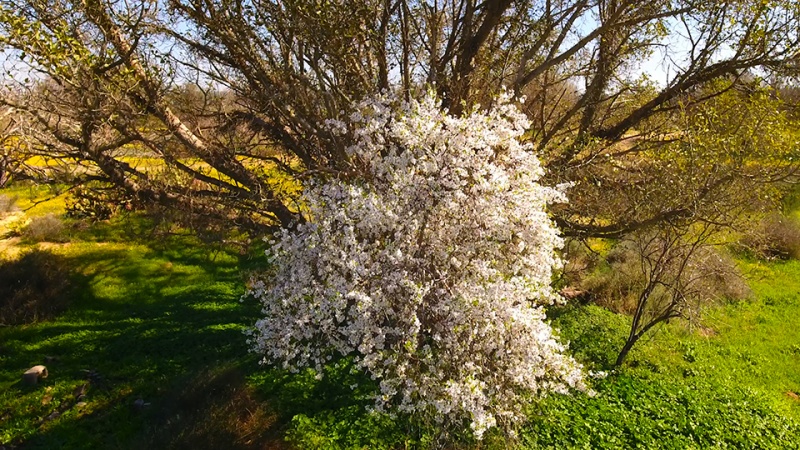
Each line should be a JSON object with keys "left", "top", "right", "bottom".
{"left": 0, "top": 194, "right": 18, "bottom": 215}
{"left": 22, "top": 213, "right": 65, "bottom": 242}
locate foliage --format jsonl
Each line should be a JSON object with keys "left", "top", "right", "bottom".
{"left": 0, "top": 113, "right": 37, "bottom": 188}
{"left": 247, "top": 92, "right": 585, "bottom": 439}
{"left": 65, "top": 186, "right": 122, "bottom": 221}
{"left": 553, "top": 84, "right": 800, "bottom": 243}
{"left": 2, "top": 0, "right": 800, "bottom": 239}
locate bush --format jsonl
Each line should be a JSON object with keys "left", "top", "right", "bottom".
{"left": 579, "top": 243, "right": 643, "bottom": 315}
{"left": 66, "top": 185, "right": 138, "bottom": 221}
{"left": 0, "top": 193, "right": 18, "bottom": 215}
{"left": 690, "top": 247, "right": 752, "bottom": 303}
{"left": 581, "top": 240, "right": 750, "bottom": 315}
{"left": 22, "top": 213, "right": 65, "bottom": 242}
{"left": 739, "top": 212, "right": 800, "bottom": 259}
{"left": 0, "top": 249, "right": 73, "bottom": 325}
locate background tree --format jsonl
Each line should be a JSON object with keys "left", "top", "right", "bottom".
{"left": 1, "top": 0, "right": 799, "bottom": 236}
{"left": 0, "top": 106, "right": 44, "bottom": 188}
{"left": 611, "top": 223, "right": 725, "bottom": 367}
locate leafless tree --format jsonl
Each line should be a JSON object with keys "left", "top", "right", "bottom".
{"left": 612, "top": 222, "right": 738, "bottom": 366}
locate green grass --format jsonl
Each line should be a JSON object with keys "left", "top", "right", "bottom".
{"left": 621, "top": 256, "right": 800, "bottom": 419}
{"left": 0, "top": 239, "right": 266, "bottom": 448}
{"left": 0, "top": 201, "right": 292, "bottom": 448}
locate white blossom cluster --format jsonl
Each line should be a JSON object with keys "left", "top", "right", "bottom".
{"left": 246, "top": 92, "right": 587, "bottom": 438}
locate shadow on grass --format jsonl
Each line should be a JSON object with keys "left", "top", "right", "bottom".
{"left": 0, "top": 250, "right": 74, "bottom": 325}
{"left": 0, "top": 240, "right": 298, "bottom": 449}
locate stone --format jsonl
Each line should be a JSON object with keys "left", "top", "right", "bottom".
{"left": 73, "top": 382, "right": 89, "bottom": 398}
{"left": 132, "top": 398, "right": 150, "bottom": 412}
{"left": 22, "top": 365, "right": 48, "bottom": 386}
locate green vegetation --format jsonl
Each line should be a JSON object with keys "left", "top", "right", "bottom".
{"left": 0, "top": 183, "right": 68, "bottom": 216}
{"left": 526, "top": 289, "right": 800, "bottom": 448}
{"left": 1, "top": 186, "right": 800, "bottom": 449}
{"left": 0, "top": 189, "right": 283, "bottom": 448}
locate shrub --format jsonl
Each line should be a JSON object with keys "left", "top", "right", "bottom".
{"left": 0, "top": 193, "right": 18, "bottom": 215}
{"left": 738, "top": 212, "right": 800, "bottom": 259}
{"left": 66, "top": 186, "right": 138, "bottom": 221}
{"left": 690, "top": 246, "right": 752, "bottom": 303}
{"left": 247, "top": 92, "right": 586, "bottom": 440}
{"left": 581, "top": 240, "right": 750, "bottom": 316}
{"left": 559, "top": 238, "right": 601, "bottom": 292}
{"left": 579, "top": 243, "right": 643, "bottom": 315}
{"left": 0, "top": 249, "right": 73, "bottom": 325}
{"left": 22, "top": 213, "right": 65, "bottom": 242}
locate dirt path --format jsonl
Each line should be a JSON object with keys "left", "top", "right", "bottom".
{"left": 0, "top": 211, "right": 26, "bottom": 258}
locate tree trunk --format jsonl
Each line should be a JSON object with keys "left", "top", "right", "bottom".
{"left": 614, "top": 334, "right": 639, "bottom": 367}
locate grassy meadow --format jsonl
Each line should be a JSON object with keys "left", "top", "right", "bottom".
{"left": 1, "top": 184, "right": 799, "bottom": 449}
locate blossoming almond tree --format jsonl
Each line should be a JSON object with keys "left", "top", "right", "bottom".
{"left": 246, "top": 92, "right": 587, "bottom": 438}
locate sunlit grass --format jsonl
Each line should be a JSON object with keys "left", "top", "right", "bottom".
{"left": 524, "top": 253, "right": 800, "bottom": 448}
{"left": 0, "top": 184, "right": 68, "bottom": 216}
